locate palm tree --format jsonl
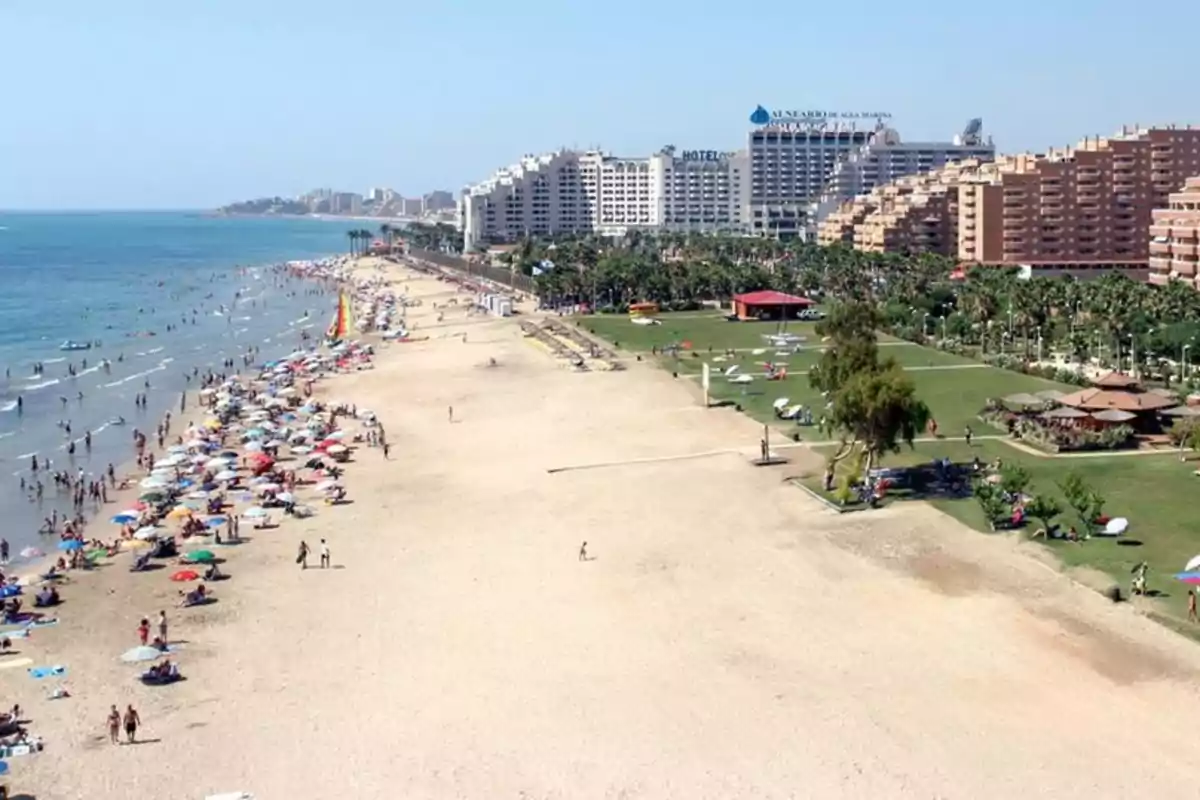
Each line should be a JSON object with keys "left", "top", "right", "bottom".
{"left": 347, "top": 230, "right": 359, "bottom": 256}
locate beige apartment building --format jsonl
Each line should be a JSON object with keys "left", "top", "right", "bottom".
{"left": 1149, "top": 176, "right": 1200, "bottom": 287}
{"left": 818, "top": 159, "right": 986, "bottom": 255}
{"left": 820, "top": 126, "right": 1200, "bottom": 277}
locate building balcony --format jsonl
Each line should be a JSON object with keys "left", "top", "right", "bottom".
{"left": 1149, "top": 256, "right": 1173, "bottom": 273}
{"left": 1172, "top": 227, "right": 1200, "bottom": 241}
{"left": 1171, "top": 259, "right": 1198, "bottom": 277}
{"left": 1150, "top": 224, "right": 1173, "bottom": 238}
{"left": 1150, "top": 241, "right": 1173, "bottom": 255}
{"left": 1172, "top": 242, "right": 1200, "bottom": 257}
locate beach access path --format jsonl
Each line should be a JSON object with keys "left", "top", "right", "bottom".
{"left": 13, "top": 259, "right": 1200, "bottom": 799}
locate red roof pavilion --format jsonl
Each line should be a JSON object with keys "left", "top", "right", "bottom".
{"left": 732, "top": 290, "right": 814, "bottom": 321}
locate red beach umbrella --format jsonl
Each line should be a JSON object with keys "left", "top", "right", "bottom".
{"left": 171, "top": 569, "right": 200, "bottom": 582}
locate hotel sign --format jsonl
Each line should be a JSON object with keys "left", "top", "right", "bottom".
{"left": 680, "top": 150, "right": 737, "bottom": 162}
{"left": 750, "top": 105, "right": 891, "bottom": 132}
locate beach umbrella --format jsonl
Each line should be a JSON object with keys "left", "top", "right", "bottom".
{"left": 276, "top": 491, "right": 294, "bottom": 504}
{"left": 242, "top": 507, "right": 268, "bottom": 519}
{"left": 57, "top": 539, "right": 83, "bottom": 552}
{"left": 244, "top": 441, "right": 264, "bottom": 452}
{"left": 139, "top": 489, "right": 169, "bottom": 502}
{"left": 324, "top": 430, "right": 346, "bottom": 441}
{"left": 133, "top": 526, "right": 161, "bottom": 541}
{"left": 205, "top": 516, "right": 228, "bottom": 528}
{"left": 1101, "top": 517, "right": 1129, "bottom": 536}
{"left": 256, "top": 483, "right": 281, "bottom": 494}
{"left": 121, "top": 645, "right": 165, "bottom": 663}
{"left": 186, "top": 550, "right": 216, "bottom": 563}
{"left": 118, "top": 508, "right": 143, "bottom": 518}
{"left": 167, "top": 506, "right": 193, "bottom": 520}
{"left": 315, "top": 479, "right": 341, "bottom": 492}
{"left": 122, "top": 539, "right": 152, "bottom": 551}
{"left": 111, "top": 512, "right": 139, "bottom": 524}
{"left": 87, "top": 548, "right": 107, "bottom": 562}
{"left": 0, "top": 760, "right": 9, "bottom": 776}
{"left": 205, "top": 457, "right": 232, "bottom": 469}
{"left": 292, "top": 445, "right": 314, "bottom": 455}
{"left": 140, "top": 477, "right": 169, "bottom": 489}
{"left": 19, "top": 546, "right": 43, "bottom": 559}
{"left": 1186, "top": 555, "right": 1200, "bottom": 573}
{"left": 214, "top": 470, "right": 239, "bottom": 482}
{"left": 326, "top": 444, "right": 347, "bottom": 456}
{"left": 0, "top": 585, "right": 19, "bottom": 599}
{"left": 1174, "top": 572, "right": 1200, "bottom": 585}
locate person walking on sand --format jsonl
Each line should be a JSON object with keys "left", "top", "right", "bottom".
{"left": 157, "top": 610, "right": 168, "bottom": 645}
{"left": 137, "top": 617, "right": 150, "bottom": 646}
{"left": 107, "top": 705, "right": 121, "bottom": 745}
{"left": 122, "top": 704, "right": 141, "bottom": 744}
{"left": 578, "top": 541, "right": 588, "bottom": 561}
{"left": 1189, "top": 588, "right": 1198, "bottom": 623}
{"left": 319, "top": 539, "right": 330, "bottom": 569}
{"left": 297, "top": 540, "right": 310, "bottom": 570}
{"left": 448, "top": 405, "right": 454, "bottom": 423}
{"left": 382, "top": 441, "right": 390, "bottom": 460}
{"left": 0, "top": 538, "right": 8, "bottom": 565}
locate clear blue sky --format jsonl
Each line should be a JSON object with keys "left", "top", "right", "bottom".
{"left": 1, "top": 0, "right": 1196, "bottom": 210}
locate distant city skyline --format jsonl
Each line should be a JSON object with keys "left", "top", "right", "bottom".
{"left": 2, "top": 0, "right": 1199, "bottom": 209}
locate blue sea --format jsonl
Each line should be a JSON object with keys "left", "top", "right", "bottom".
{"left": 0, "top": 212, "right": 354, "bottom": 551}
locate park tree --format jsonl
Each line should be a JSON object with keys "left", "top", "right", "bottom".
{"left": 1057, "top": 471, "right": 1106, "bottom": 536}
{"left": 972, "top": 480, "right": 1010, "bottom": 530}
{"left": 998, "top": 464, "right": 1031, "bottom": 497}
{"left": 809, "top": 302, "right": 889, "bottom": 396}
{"left": 1024, "top": 493, "right": 1063, "bottom": 536}
{"left": 822, "top": 364, "right": 932, "bottom": 472}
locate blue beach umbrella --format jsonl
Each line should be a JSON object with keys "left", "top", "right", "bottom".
{"left": 205, "top": 516, "right": 228, "bottom": 528}
{"left": 57, "top": 540, "right": 83, "bottom": 552}
{"left": 111, "top": 513, "right": 138, "bottom": 524}
{"left": 0, "top": 759, "right": 9, "bottom": 775}
{"left": 0, "top": 585, "right": 20, "bottom": 599}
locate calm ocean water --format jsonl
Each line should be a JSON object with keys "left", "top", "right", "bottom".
{"left": 0, "top": 212, "right": 353, "bottom": 551}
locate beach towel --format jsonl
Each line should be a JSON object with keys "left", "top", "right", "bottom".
{"left": 0, "top": 739, "right": 43, "bottom": 758}
{"left": 0, "top": 658, "right": 32, "bottom": 671}
{"left": 28, "top": 665, "right": 65, "bottom": 679}
{"left": 0, "top": 617, "right": 59, "bottom": 634}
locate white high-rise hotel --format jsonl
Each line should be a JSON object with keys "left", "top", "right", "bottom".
{"left": 461, "top": 148, "right": 748, "bottom": 252}
{"left": 459, "top": 107, "right": 992, "bottom": 249}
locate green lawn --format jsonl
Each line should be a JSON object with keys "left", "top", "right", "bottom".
{"left": 581, "top": 311, "right": 904, "bottom": 353}
{"left": 805, "top": 439, "right": 1200, "bottom": 622}
{"left": 662, "top": 355, "right": 1064, "bottom": 435}
{"left": 584, "top": 310, "right": 1200, "bottom": 628}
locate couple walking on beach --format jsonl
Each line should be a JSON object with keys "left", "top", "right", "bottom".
{"left": 107, "top": 704, "right": 141, "bottom": 745}
{"left": 297, "top": 539, "right": 330, "bottom": 569}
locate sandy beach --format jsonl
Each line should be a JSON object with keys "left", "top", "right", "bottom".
{"left": 8, "top": 256, "right": 1200, "bottom": 799}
